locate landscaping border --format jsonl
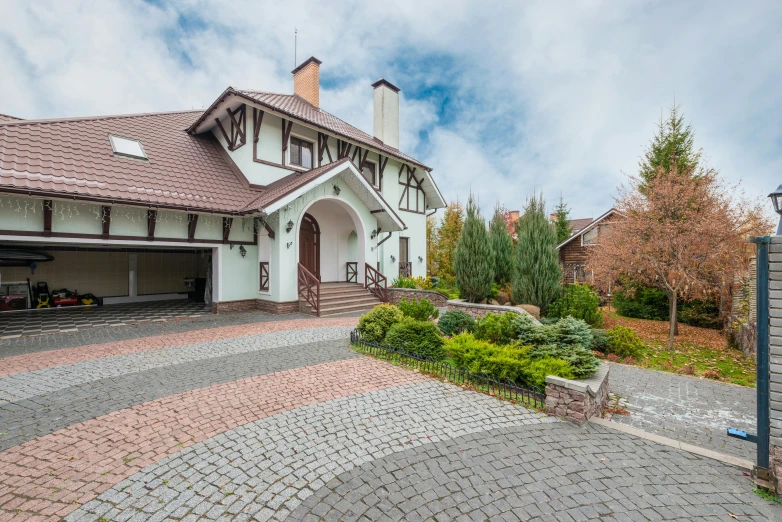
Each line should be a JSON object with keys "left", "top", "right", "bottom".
{"left": 350, "top": 330, "right": 546, "bottom": 409}
{"left": 447, "top": 299, "right": 541, "bottom": 324}
{"left": 387, "top": 288, "right": 449, "bottom": 307}
{"left": 545, "top": 362, "right": 609, "bottom": 425}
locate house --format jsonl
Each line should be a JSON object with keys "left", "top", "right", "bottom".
{"left": 556, "top": 209, "right": 619, "bottom": 284}
{"left": 0, "top": 57, "right": 446, "bottom": 316}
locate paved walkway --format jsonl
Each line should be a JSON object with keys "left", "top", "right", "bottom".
{"left": 0, "top": 315, "right": 778, "bottom": 521}
{"left": 608, "top": 363, "right": 757, "bottom": 461}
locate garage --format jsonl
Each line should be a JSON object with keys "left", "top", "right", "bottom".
{"left": 0, "top": 244, "right": 213, "bottom": 337}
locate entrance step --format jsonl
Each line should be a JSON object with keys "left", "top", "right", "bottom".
{"left": 300, "top": 283, "right": 382, "bottom": 316}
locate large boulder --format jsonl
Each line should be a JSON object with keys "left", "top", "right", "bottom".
{"left": 517, "top": 304, "right": 540, "bottom": 319}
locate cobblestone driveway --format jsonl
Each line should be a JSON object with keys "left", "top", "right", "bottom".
{"left": 0, "top": 313, "right": 778, "bottom": 521}
{"left": 608, "top": 363, "right": 757, "bottom": 461}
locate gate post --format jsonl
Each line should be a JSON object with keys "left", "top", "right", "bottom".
{"left": 762, "top": 235, "right": 782, "bottom": 493}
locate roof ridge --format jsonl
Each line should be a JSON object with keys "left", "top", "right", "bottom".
{"left": 0, "top": 109, "right": 204, "bottom": 127}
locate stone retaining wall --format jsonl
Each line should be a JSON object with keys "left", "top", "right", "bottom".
{"left": 446, "top": 299, "right": 539, "bottom": 324}
{"left": 212, "top": 299, "right": 299, "bottom": 315}
{"left": 545, "top": 363, "right": 610, "bottom": 425}
{"left": 386, "top": 288, "right": 448, "bottom": 307}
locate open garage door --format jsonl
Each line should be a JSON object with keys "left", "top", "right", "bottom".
{"left": 0, "top": 244, "right": 212, "bottom": 337}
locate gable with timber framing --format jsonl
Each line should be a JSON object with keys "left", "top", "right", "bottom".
{"left": 215, "top": 104, "right": 246, "bottom": 151}
{"left": 398, "top": 164, "right": 425, "bottom": 214}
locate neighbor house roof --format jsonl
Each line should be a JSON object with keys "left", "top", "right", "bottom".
{"left": 0, "top": 111, "right": 266, "bottom": 213}
{"left": 570, "top": 217, "right": 594, "bottom": 234}
{"left": 556, "top": 208, "right": 620, "bottom": 250}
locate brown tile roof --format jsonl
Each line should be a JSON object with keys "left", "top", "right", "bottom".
{"left": 192, "top": 89, "right": 429, "bottom": 171}
{"left": 570, "top": 217, "right": 594, "bottom": 233}
{"left": 0, "top": 110, "right": 265, "bottom": 213}
{"left": 0, "top": 114, "right": 23, "bottom": 123}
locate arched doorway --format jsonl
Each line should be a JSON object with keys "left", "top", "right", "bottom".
{"left": 299, "top": 213, "right": 320, "bottom": 279}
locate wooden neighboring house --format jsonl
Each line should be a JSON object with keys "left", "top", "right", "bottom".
{"left": 556, "top": 209, "right": 619, "bottom": 284}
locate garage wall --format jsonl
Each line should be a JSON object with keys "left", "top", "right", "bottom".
{"left": 137, "top": 251, "right": 207, "bottom": 294}
{"left": 0, "top": 251, "right": 129, "bottom": 297}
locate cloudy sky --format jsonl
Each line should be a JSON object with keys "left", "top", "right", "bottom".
{"left": 1, "top": 0, "right": 780, "bottom": 219}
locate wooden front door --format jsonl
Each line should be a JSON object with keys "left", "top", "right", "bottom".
{"left": 299, "top": 213, "right": 320, "bottom": 279}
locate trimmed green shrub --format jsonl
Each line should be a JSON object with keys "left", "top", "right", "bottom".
{"left": 356, "top": 304, "right": 403, "bottom": 343}
{"left": 391, "top": 276, "right": 418, "bottom": 289}
{"left": 513, "top": 314, "right": 557, "bottom": 346}
{"left": 547, "top": 284, "right": 603, "bottom": 326}
{"left": 511, "top": 194, "right": 561, "bottom": 313}
{"left": 385, "top": 318, "right": 445, "bottom": 361}
{"left": 527, "top": 344, "right": 600, "bottom": 379}
{"left": 474, "top": 312, "right": 517, "bottom": 345}
{"left": 438, "top": 310, "right": 475, "bottom": 336}
{"left": 454, "top": 194, "right": 494, "bottom": 302}
{"left": 447, "top": 333, "right": 527, "bottom": 368}
{"left": 589, "top": 329, "right": 610, "bottom": 353}
{"left": 613, "top": 286, "right": 721, "bottom": 329}
{"left": 553, "top": 317, "right": 593, "bottom": 348}
{"left": 606, "top": 326, "right": 644, "bottom": 358}
{"left": 525, "top": 358, "right": 575, "bottom": 389}
{"left": 398, "top": 296, "right": 439, "bottom": 321}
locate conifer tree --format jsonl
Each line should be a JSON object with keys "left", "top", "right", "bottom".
{"left": 434, "top": 201, "right": 464, "bottom": 279}
{"left": 489, "top": 204, "right": 514, "bottom": 286}
{"left": 553, "top": 195, "right": 573, "bottom": 244}
{"left": 426, "top": 213, "right": 439, "bottom": 276}
{"left": 639, "top": 100, "right": 700, "bottom": 187}
{"left": 512, "top": 194, "right": 562, "bottom": 312}
{"left": 454, "top": 194, "right": 494, "bottom": 302}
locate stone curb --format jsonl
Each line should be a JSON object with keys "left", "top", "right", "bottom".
{"left": 546, "top": 362, "right": 610, "bottom": 397}
{"left": 590, "top": 416, "right": 754, "bottom": 470}
{"left": 446, "top": 299, "right": 540, "bottom": 324}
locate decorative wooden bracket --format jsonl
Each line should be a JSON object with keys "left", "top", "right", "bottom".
{"left": 317, "top": 132, "right": 333, "bottom": 166}
{"left": 256, "top": 217, "right": 275, "bottom": 240}
{"left": 358, "top": 148, "right": 370, "bottom": 171}
{"left": 337, "top": 140, "right": 352, "bottom": 160}
{"left": 215, "top": 105, "right": 246, "bottom": 151}
{"left": 43, "top": 199, "right": 52, "bottom": 237}
{"left": 101, "top": 206, "right": 111, "bottom": 239}
{"left": 222, "top": 217, "right": 233, "bottom": 243}
{"left": 252, "top": 108, "right": 265, "bottom": 162}
{"left": 281, "top": 119, "right": 293, "bottom": 164}
{"left": 188, "top": 214, "right": 198, "bottom": 243}
{"left": 378, "top": 155, "right": 388, "bottom": 191}
{"left": 147, "top": 209, "right": 157, "bottom": 241}
{"left": 398, "top": 164, "right": 425, "bottom": 214}
{"left": 370, "top": 209, "right": 387, "bottom": 214}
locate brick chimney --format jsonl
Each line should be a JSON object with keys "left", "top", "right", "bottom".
{"left": 292, "top": 56, "right": 322, "bottom": 108}
{"left": 372, "top": 78, "right": 400, "bottom": 149}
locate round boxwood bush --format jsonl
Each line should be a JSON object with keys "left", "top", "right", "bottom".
{"left": 385, "top": 318, "right": 445, "bottom": 361}
{"left": 473, "top": 312, "right": 517, "bottom": 345}
{"left": 398, "top": 296, "right": 439, "bottom": 321}
{"left": 438, "top": 310, "right": 476, "bottom": 337}
{"left": 606, "top": 326, "right": 644, "bottom": 359}
{"left": 356, "top": 304, "right": 403, "bottom": 343}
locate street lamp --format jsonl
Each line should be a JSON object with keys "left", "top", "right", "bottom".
{"left": 770, "top": 183, "right": 782, "bottom": 235}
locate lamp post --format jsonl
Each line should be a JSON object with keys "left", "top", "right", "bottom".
{"left": 769, "top": 184, "right": 782, "bottom": 235}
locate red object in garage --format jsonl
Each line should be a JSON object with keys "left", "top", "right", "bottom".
{"left": 53, "top": 296, "right": 79, "bottom": 307}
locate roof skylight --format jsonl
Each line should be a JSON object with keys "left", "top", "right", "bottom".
{"left": 109, "top": 135, "right": 147, "bottom": 159}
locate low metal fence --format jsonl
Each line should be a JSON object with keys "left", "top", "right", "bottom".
{"left": 350, "top": 330, "right": 546, "bottom": 409}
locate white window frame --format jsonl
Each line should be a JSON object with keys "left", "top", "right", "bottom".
{"left": 361, "top": 159, "right": 378, "bottom": 188}
{"left": 287, "top": 132, "right": 315, "bottom": 170}
{"left": 109, "top": 134, "right": 148, "bottom": 160}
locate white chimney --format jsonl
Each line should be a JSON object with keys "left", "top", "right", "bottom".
{"left": 372, "top": 79, "right": 400, "bottom": 149}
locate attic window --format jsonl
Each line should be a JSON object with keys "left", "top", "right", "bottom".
{"left": 109, "top": 135, "right": 147, "bottom": 159}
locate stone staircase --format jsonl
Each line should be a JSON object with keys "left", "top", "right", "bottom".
{"left": 301, "top": 282, "right": 383, "bottom": 316}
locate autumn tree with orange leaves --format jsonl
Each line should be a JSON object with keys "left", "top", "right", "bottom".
{"left": 589, "top": 166, "right": 769, "bottom": 350}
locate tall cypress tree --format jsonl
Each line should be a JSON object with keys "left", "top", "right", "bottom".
{"left": 512, "top": 194, "right": 562, "bottom": 312}
{"left": 553, "top": 195, "right": 573, "bottom": 244}
{"left": 639, "top": 101, "right": 700, "bottom": 187}
{"left": 454, "top": 194, "right": 494, "bottom": 302}
{"left": 489, "top": 204, "right": 514, "bottom": 286}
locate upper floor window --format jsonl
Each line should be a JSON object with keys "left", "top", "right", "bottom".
{"left": 582, "top": 227, "right": 598, "bottom": 245}
{"left": 362, "top": 161, "right": 377, "bottom": 187}
{"left": 290, "top": 136, "right": 313, "bottom": 169}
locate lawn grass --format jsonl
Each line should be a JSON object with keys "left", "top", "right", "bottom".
{"left": 601, "top": 310, "right": 756, "bottom": 387}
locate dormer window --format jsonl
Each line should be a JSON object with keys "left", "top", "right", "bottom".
{"left": 109, "top": 135, "right": 147, "bottom": 160}
{"left": 290, "top": 136, "right": 313, "bottom": 169}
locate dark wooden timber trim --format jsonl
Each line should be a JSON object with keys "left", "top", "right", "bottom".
{"left": 370, "top": 209, "right": 386, "bottom": 214}
{"left": 398, "top": 164, "right": 425, "bottom": 213}
{"left": 101, "top": 206, "right": 111, "bottom": 239}
{"left": 215, "top": 118, "right": 232, "bottom": 147}
{"left": 317, "top": 132, "right": 333, "bottom": 166}
{"left": 252, "top": 108, "right": 265, "bottom": 162}
{"left": 377, "top": 232, "right": 393, "bottom": 246}
{"left": 147, "top": 209, "right": 157, "bottom": 241}
{"left": 0, "top": 229, "right": 254, "bottom": 245}
{"left": 259, "top": 261, "right": 270, "bottom": 292}
{"left": 281, "top": 119, "right": 293, "bottom": 164}
{"left": 43, "top": 199, "right": 52, "bottom": 237}
{"left": 222, "top": 217, "right": 233, "bottom": 243}
{"left": 263, "top": 222, "right": 275, "bottom": 240}
{"left": 378, "top": 155, "right": 388, "bottom": 191}
{"left": 226, "top": 105, "right": 246, "bottom": 150}
{"left": 358, "top": 148, "right": 370, "bottom": 171}
{"left": 187, "top": 214, "right": 198, "bottom": 243}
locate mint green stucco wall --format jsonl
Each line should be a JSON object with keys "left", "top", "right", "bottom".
{"left": 219, "top": 243, "right": 258, "bottom": 301}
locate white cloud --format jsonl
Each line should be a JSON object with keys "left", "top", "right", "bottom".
{"left": 0, "top": 0, "right": 779, "bottom": 218}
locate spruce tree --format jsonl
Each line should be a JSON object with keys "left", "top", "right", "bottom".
{"left": 512, "top": 194, "right": 562, "bottom": 312}
{"left": 553, "top": 195, "right": 573, "bottom": 243}
{"left": 454, "top": 194, "right": 494, "bottom": 302}
{"left": 639, "top": 101, "right": 700, "bottom": 187}
{"left": 489, "top": 204, "right": 514, "bottom": 286}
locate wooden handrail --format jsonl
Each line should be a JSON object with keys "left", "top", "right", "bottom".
{"left": 298, "top": 263, "right": 321, "bottom": 316}
{"left": 364, "top": 263, "right": 388, "bottom": 302}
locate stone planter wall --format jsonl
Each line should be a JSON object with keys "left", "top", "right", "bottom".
{"left": 387, "top": 288, "right": 448, "bottom": 307}
{"left": 446, "top": 299, "right": 540, "bottom": 324}
{"left": 545, "top": 363, "right": 609, "bottom": 425}
{"left": 212, "top": 299, "right": 298, "bottom": 315}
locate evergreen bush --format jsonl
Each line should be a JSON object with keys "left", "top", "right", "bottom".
{"left": 356, "top": 304, "right": 403, "bottom": 343}
{"left": 397, "top": 296, "right": 439, "bottom": 321}
{"left": 589, "top": 329, "right": 610, "bottom": 353}
{"left": 454, "top": 194, "right": 494, "bottom": 302}
{"left": 552, "top": 317, "right": 594, "bottom": 348}
{"left": 547, "top": 284, "right": 603, "bottom": 326}
{"left": 385, "top": 318, "right": 445, "bottom": 361}
{"left": 489, "top": 205, "right": 514, "bottom": 286}
{"left": 437, "top": 310, "right": 475, "bottom": 336}
{"left": 527, "top": 344, "right": 600, "bottom": 379}
{"left": 473, "top": 312, "right": 518, "bottom": 345}
{"left": 606, "top": 326, "right": 645, "bottom": 358}
{"left": 511, "top": 194, "right": 561, "bottom": 313}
